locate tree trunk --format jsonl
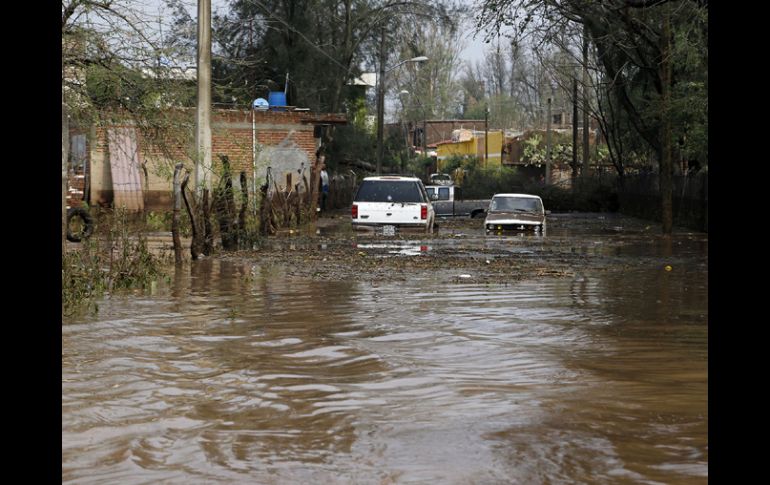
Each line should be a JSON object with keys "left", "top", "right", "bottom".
{"left": 660, "top": 6, "right": 673, "bottom": 234}
{"left": 181, "top": 171, "right": 202, "bottom": 260}
{"left": 214, "top": 155, "right": 238, "bottom": 250}
{"left": 239, "top": 171, "right": 248, "bottom": 245}
{"left": 62, "top": 98, "right": 69, "bottom": 255}
{"left": 258, "top": 172, "right": 274, "bottom": 236}
{"left": 582, "top": 24, "right": 590, "bottom": 180}
{"left": 572, "top": 77, "right": 579, "bottom": 188}
{"left": 172, "top": 163, "right": 184, "bottom": 265}
{"left": 62, "top": 45, "right": 69, "bottom": 255}
{"left": 202, "top": 188, "right": 214, "bottom": 254}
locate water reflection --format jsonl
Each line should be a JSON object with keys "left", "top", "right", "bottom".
{"left": 354, "top": 241, "right": 430, "bottom": 256}
{"left": 63, "top": 214, "right": 707, "bottom": 484}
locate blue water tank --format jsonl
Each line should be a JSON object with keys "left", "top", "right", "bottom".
{"left": 268, "top": 91, "right": 287, "bottom": 111}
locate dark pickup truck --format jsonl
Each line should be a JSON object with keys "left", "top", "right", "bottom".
{"left": 425, "top": 185, "right": 489, "bottom": 218}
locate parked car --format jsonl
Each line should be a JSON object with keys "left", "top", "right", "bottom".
{"left": 352, "top": 176, "right": 435, "bottom": 233}
{"left": 425, "top": 184, "right": 490, "bottom": 219}
{"left": 428, "top": 172, "right": 453, "bottom": 186}
{"left": 484, "top": 193, "right": 548, "bottom": 234}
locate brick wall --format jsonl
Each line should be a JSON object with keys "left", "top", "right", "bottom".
{"left": 66, "top": 174, "right": 86, "bottom": 208}
{"left": 88, "top": 109, "right": 332, "bottom": 210}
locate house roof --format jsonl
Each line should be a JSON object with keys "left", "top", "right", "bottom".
{"left": 349, "top": 73, "right": 377, "bottom": 87}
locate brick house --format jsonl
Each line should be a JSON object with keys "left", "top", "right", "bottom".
{"left": 69, "top": 108, "right": 346, "bottom": 211}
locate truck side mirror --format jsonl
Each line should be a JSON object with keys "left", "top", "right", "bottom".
{"left": 430, "top": 193, "right": 439, "bottom": 201}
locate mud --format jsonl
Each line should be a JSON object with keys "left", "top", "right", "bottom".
{"left": 221, "top": 211, "right": 695, "bottom": 284}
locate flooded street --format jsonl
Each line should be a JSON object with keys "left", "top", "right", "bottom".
{"left": 62, "top": 213, "right": 707, "bottom": 484}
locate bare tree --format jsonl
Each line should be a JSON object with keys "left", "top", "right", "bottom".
{"left": 392, "top": 21, "right": 465, "bottom": 123}
{"left": 63, "top": 0, "right": 205, "bottom": 249}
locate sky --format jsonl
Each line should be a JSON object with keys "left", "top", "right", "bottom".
{"left": 138, "top": 0, "right": 493, "bottom": 67}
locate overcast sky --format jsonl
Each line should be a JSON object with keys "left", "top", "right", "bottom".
{"left": 139, "top": 0, "right": 492, "bottom": 67}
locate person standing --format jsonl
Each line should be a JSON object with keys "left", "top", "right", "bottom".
{"left": 320, "top": 161, "right": 330, "bottom": 212}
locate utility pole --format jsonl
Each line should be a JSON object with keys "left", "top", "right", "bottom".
{"left": 196, "top": 0, "right": 212, "bottom": 195}
{"left": 376, "top": 27, "right": 386, "bottom": 175}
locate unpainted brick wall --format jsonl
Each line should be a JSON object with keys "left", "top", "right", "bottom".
{"left": 89, "top": 109, "right": 321, "bottom": 210}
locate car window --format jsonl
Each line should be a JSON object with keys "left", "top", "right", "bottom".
{"left": 426, "top": 187, "right": 435, "bottom": 198}
{"left": 490, "top": 197, "right": 543, "bottom": 212}
{"left": 418, "top": 182, "right": 430, "bottom": 203}
{"left": 355, "top": 180, "right": 425, "bottom": 203}
{"left": 437, "top": 187, "right": 450, "bottom": 200}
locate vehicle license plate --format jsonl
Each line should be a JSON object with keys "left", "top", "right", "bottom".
{"left": 382, "top": 225, "right": 396, "bottom": 236}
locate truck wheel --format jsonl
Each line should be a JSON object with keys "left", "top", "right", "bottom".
{"left": 67, "top": 207, "right": 94, "bottom": 242}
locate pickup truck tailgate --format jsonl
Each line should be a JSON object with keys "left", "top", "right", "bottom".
{"left": 356, "top": 202, "right": 424, "bottom": 225}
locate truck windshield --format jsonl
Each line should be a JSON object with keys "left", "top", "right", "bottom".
{"left": 490, "top": 197, "right": 542, "bottom": 212}
{"left": 355, "top": 181, "right": 424, "bottom": 203}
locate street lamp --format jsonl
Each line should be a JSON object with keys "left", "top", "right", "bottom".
{"left": 376, "top": 56, "right": 428, "bottom": 175}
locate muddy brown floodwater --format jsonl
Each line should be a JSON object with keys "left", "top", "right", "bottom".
{"left": 62, "top": 213, "right": 707, "bottom": 484}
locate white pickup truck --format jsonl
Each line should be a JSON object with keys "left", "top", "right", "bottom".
{"left": 351, "top": 176, "right": 435, "bottom": 233}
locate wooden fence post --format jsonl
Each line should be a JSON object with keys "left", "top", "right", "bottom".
{"left": 172, "top": 163, "right": 183, "bottom": 264}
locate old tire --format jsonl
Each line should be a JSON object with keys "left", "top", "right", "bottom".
{"left": 67, "top": 207, "right": 94, "bottom": 242}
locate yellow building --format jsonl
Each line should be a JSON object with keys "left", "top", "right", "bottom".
{"left": 436, "top": 129, "right": 504, "bottom": 171}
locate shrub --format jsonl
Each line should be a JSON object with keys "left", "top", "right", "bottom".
{"left": 62, "top": 209, "right": 168, "bottom": 317}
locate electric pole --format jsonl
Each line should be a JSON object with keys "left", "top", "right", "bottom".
{"left": 376, "top": 27, "right": 386, "bottom": 175}
{"left": 196, "top": 0, "right": 212, "bottom": 195}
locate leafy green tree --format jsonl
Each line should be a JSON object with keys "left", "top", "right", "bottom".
{"left": 166, "top": 0, "right": 464, "bottom": 166}
{"left": 475, "top": 0, "right": 708, "bottom": 233}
